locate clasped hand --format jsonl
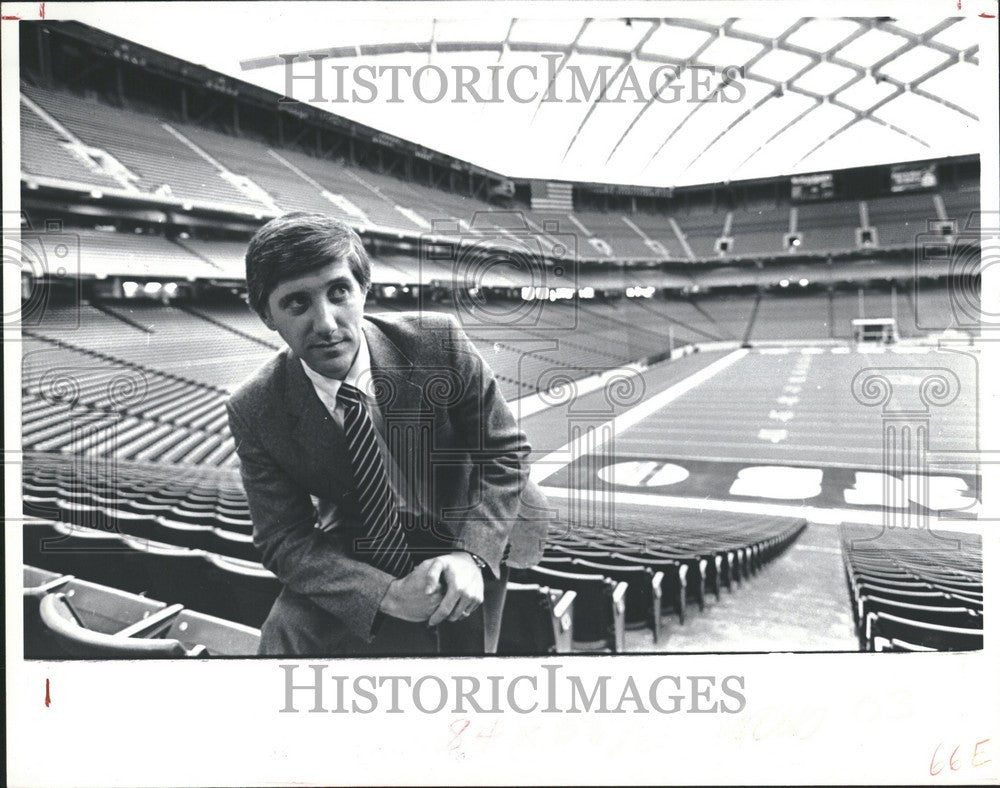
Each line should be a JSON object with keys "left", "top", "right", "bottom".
{"left": 379, "top": 552, "right": 484, "bottom": 626}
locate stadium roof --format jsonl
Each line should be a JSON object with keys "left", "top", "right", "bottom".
{"left": 87, "top": 11, "right": 981, "bottom": 188}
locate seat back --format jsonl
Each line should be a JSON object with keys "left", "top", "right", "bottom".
{"left": 867, "top": 611, "right": 983, "bottom": 651}
{"left": 202, "top": 553, "right": 281, "bottom": 628}
{"left": 499, "top": 583, "right": 562, "bottom": 655}
{"left": 164, "top": 609, "right": 262, "bottom": 656}
{"left": 23, "top": 566, "right": 73, "bottom": 659}
{"left": 570, "top": 559, "right": 653, "bottom": 624}
{"left": 521, "top": 566, "right": 623, "bottom": 649}
{"left": 59, "top": 578, "right": 170, "bottom": 635}
{"left": 861, "top": 595, "right": 981, "bottom": 631}
{"left": 39, "top": 593, "right": 195, "bottom": 658}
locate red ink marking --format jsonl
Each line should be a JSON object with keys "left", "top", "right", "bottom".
{"left": 957, "top": 0, "right": 961, "bottom": 8}
{"left": 45, "top": 678, "right": 51, "bottom": 707}
{"left": 447, "top": 718, "right": 470, "bottom": 751}
{"left": 1, "top": 15, "right": 23, "bottom": 19}
{"left": 979, "top": 12, "right": 996, "bottom": 17}
{"left": 40, "top": 2, "right": 45, "bottom": 19}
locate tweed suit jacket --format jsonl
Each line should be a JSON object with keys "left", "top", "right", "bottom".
{"left": 226, "top": 311, "right": 549, "bottom": 654}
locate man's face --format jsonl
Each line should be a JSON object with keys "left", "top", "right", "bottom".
{"left": 262, "top": 258, "right": 367, "bottom": 379}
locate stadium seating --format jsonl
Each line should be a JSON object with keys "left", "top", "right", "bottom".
{"left": 512, "top": 565, "right": 627, "bottom": 652}
{"left": 23, "top": 84, "right": 268, "bottom": 212}
{"left": 23, "top": 565, "right": 73, "bottom": 658}
{"left": 842, "top": 525, "right": 983, "bottom": 651}
{"left": 546, "top": 557, "right": 665, "bottom": 643}
{"left": 39, "top": 591, "right": 197, "bottom": 657}
{"left": 497, "top": 583, "right": 576, "bottom": 655}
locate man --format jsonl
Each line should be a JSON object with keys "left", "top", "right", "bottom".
{"left": 226, "top": 212, "right": 548, "bottom": 655}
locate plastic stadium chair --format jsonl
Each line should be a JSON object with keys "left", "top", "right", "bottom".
{"left": 497, "top": 583, "right": 576, "bottom": 655}
{"left": 158, "top": 609, "right": 261, "bottom": 656}
{"left": 39, "top": 593, "right": 202, "bottom": 658}
{"left": 865, "top": 611, "right": 983, "bottom": 652}
{"left": 860, "top": 595, "right": 981, "bottom": 649}
{"left": 567, "top": 558, "right": 664, "bottom": 643}
{"left": 606, "top": 552, "right": 688, "bottom": 624}
{"left": 871, "top": 636, "right": 937, "bottom": 652}
{"left": 516, "top": 566, "right": 627, "bottom": 652}
{"left": 23, "top": 565, "right": 72, "bottom": 658}
{"left": 201, "top": 552, "right": 281, "bottom": 628}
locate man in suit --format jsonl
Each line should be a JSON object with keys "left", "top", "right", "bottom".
{"left": 227, "top": 212, "right": 548, "bottom": 655}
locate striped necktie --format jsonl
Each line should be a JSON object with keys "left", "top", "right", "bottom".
{"left": 337, "top": 381, "right": 414, "bottom": 578}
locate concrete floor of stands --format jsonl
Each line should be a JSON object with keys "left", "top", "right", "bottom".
{"left": 627, "top": 520, "right": 859, "bottom": 653}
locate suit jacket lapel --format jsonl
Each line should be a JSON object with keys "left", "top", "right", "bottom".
{"left": 363, "top": 318, "right": 424, "bottom": 418}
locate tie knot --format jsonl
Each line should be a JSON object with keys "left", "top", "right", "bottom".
{"left": 337, "top": 381, "right": 363, "bottom": 407}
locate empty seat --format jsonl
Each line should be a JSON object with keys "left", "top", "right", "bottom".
{"left": 498, "top": 583, "right": 575, "bottom": 655}
{"left": 860, "top": 595, "right": 981, "bottom": 649}
{"left": 23, "top": 565, "right": 72, "bottom": 659}
{"left": 39, "top": 592, "right": 198, "bottom": 658}
{"left": 565, "top": 558, "right": 664, "bottom": 643}
{"left": 866, "top": 611, "right": 983, "bottom": 652}
{"left": 200, "top": 553, "right": 281, "bottom": 628}
{"left": 159, "top": 609, "right": 262, "bottom": 656}
{"left": 605, "top": 553, "right": 688, "bottom": 624}
{"left": 514, "top": 566, "right": 627, "bottom": 652}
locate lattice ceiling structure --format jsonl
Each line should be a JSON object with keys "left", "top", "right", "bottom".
{"left": 96, "top": 14, "right": 981, "bottom": 188}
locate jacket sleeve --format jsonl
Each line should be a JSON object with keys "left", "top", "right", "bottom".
{"left": 442, "top": 318, "right": 535, "bottom": 578}
{"left": 226, "top": 399, "right": 393, "bottom": 642}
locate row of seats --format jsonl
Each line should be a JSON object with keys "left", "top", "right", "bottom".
{"left": 22, "top": 83, "right": 979, "bottom": 262}
{"left": 23, "top": 453, "right": 805, "bottom": 655}
{"left": 24, "top": 565, "right": 261, "bottom": 658}
{"left": 841, "top": 525, "right": 983, "bottom": 652}
{"left": 507, "top": 518, "right": 807, "bottom": 652}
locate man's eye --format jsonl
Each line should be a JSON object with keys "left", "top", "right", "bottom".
{"left": 286, "top": 298, "right": 308, "bottom": 314}
{"left": 329, "top": 286, "right": 350, "bottom": 300}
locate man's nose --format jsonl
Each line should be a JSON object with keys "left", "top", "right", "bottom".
{"left": 312, "top": 302, "right": 340, "bottom": 335}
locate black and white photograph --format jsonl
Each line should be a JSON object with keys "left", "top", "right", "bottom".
{"left": 4, "top": 1, "right": 998, "bottom": 785}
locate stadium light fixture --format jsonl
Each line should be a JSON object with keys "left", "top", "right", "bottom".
{"left": 779, "top": 279, "right": 790, "bottom": 287}
{"left": 144, "top": 282, "right": 162, "bottom": 294}
{"left": 163, "top": 283, "right": 179, "bottom": 295}
{"left": 799, "top": 278, "right": 810, "bottom": 287}
{"left": 90, "top": 189, "right": 103, "bottom": 199}
{"left": 122, "top": 281, "right": 140, "bottom": 297}
{"left": 579, "top": 287, "right": 595, "bottom": 299}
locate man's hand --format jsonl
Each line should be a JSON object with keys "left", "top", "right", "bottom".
{"left": 379, "top": 566, "right": 446, "bottom": 622}
{"left": 422, "top": 552, "right": 485, "bottom": 627}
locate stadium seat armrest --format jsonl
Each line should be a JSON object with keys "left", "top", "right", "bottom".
{"left": 117, "top": 603, "right": 185, "bottom": 638}
{"left": 23, "top": 575, "right": 73, "bottom": 599}
{"left": 611, "top": 581, "right": 628, "bottom": 653}
{"left": 552, "top": 589, "right": 576, "bottom": 620}
{"left": 551, "top": 590, "right": 576, "bottom": 654}
{"left": 650, "top": 572, "right": 664, "bottom": 643}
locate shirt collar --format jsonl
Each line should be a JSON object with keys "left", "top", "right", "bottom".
{"left": 299, "top": 331, "right": 372, "bottom": 405}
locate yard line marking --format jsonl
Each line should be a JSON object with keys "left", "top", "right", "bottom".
{"left": 512, "top": 361, "right": 648, "bottom": 419}
{"left": 530, "top": 349, "right": 749, "bottom": 484}
{"left": 539, "top": 485, "right": 985, "bottom": 533}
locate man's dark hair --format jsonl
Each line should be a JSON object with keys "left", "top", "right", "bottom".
{"left": 245, "top": 212, "right": 372, "bottom": 316}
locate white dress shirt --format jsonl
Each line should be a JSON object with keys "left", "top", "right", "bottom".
{"left": 300, "top": 335, "right": 419, "bottom": 530}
